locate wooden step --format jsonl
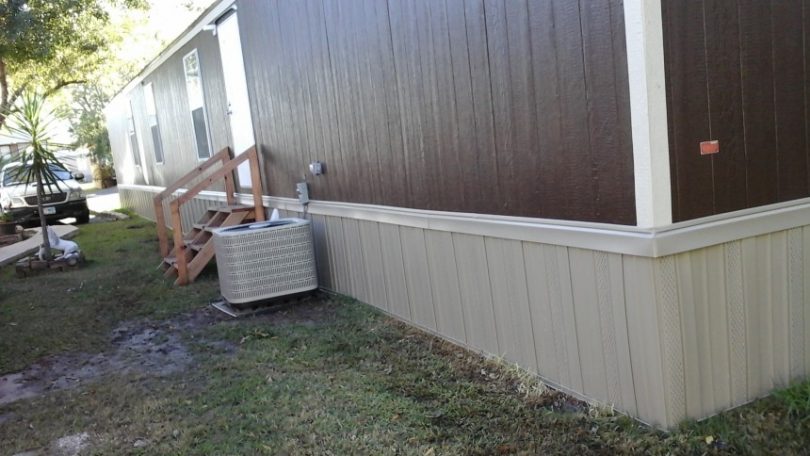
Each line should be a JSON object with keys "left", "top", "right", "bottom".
{"left": 189, "top": 230, "right": 211, "bottom": 246}
{"left": 159, "top": 206, "right": 255, "bottom": 285}
{"left": 195, "top": 209, "right": 218, "bottom": 225}
{"left": 191, "top": 225, "right": 223, "bottom": 233}
{"left": 188, "top": 242, "right": 206, "bottom": 252}
{"left": 209, "top": 204, "right": 254, "bottom": 213}
{"left": 162, "top": 253, "right": 191, "bottom": 267}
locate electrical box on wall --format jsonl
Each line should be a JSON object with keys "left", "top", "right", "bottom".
{"left": 296, "top": 182, "right": 310, "bottom": 205}
{"left": 309, "top": 161, "right": 324, "bottom": 176}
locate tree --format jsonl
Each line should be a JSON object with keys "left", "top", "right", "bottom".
{"left": 69, "top": 84, "right": 111, "bottom": 165}
{"left": 66, "top": 0, "right": 213, "bottom": 158}
{"left": 5, "top": 91, "right": 70, "bottom": 260}
{"left": 0, "top": 0, "right": 144, "bottom": 129}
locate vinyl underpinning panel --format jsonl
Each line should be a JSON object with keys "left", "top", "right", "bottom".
{"left": 120, "top": 184, "right": 810, "bottom": 428}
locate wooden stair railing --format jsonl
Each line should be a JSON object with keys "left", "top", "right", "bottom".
{"left": 153, "top": 146, "right": 235, "bottom": 259}
{"left": 153, "top": 146, "right": 266, "bottom": 285}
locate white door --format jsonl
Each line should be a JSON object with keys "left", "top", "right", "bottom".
{"left": 217, "top": 11, "right": 254, "bottom": 188}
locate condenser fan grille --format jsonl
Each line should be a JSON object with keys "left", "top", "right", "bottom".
{"left": 213, "top": 218, "right": 318, "bottom": 304}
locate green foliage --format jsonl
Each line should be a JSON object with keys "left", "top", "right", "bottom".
{"left": 68, "top": 84, "right": 111, "bottom": 164}
{"left": 0, "top": 0, "right": 146, "bottom": 128}
{"left": 63, "top": 0, "right": 216, "bottom": 155}
{"left": 776, "top": 380, "right": 810, "bottom": 419}
{"left": 4, "top": 92, "right": 68, "bottom": 191}
{"left": 4, "top": 91, "right": 71, "bottom": 258}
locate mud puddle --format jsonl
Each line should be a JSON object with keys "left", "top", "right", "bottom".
{"left": 0, "top": 308, "right": 228, "bottom": 406}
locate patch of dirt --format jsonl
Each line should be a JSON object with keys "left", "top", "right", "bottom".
{"left": 389, "top": 319, "right": 591, "bottom": 416}
{"left": 89, "top": 214, "right": 117, "bottom": 223}
{"left": 50, "top": 432, "right": 91, "bottom": 456}
{"left": 11, "top": 432, "right": 91, "bottom": 456}
{"left": 230, "top": 294, "right": 339, "bottom": 327}
{"left": 0, "top": 308, "right": 230, "bottom": 406}
{"left": 88, "top": 212, "right": 129, "bottom": 224}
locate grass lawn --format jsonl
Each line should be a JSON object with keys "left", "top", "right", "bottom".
{"left": 1, "top": 217, "right": 809, "bottom": 455}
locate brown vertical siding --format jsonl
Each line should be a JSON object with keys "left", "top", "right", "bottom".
{"left": 109, "top": 0, "right": 635, "bottom": 224}
{"left": 237, "top": 0, "right": 636, "bottom": 224}
{"left": 664, "top": 0, "right": 810, "bottom": 222}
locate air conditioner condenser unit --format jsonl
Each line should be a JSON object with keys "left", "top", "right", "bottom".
{"left": 213, "top": 218, "right": 318, "bottom": 305}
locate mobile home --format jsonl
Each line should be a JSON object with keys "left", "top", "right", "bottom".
{"left": 106, "top": 0, "right": 810, "bottom": 428}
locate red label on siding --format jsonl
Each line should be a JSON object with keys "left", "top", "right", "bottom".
{"left": 700, "top": 140, "right": 720, "bottom": 155}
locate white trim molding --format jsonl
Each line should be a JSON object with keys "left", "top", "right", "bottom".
{"left": 120, "top": 184, "right": 810, "bottom": 258}
{"left": 624, "top": 0, "right": 672, "bottom": 229}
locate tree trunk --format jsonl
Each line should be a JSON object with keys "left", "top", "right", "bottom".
{"left": 36, "top": 172, "right": 52, "bottom": 261}
{"left": 0, "top": 58, "right": 8, "bottom": 130}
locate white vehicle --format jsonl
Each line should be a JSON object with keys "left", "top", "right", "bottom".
{"left": 0, "top": 161, "right": 89, "bottom": 225}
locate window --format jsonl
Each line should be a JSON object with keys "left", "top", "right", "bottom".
{"left": 127, "top": 100, "right": 141, "bottom": 166}
{"left": 183, "top": 49, "right": 212, "bottom": 159}
{"left": 3, "top": 164, "right": 71, "bottom": 186}
{"left": 144, "top": 82, "right": 164, "bottom": 164}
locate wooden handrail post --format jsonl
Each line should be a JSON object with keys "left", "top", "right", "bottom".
{"left": 154, "top": 196, "right": 169, "bottom": 257}
{"left": 249, "top": 147, "right": 266, "bottom": 221}
{"left": 221, "top": 147, "right": 236, "bottom": 206}
{"left": 170, "top": 200, "right": 189, "bottom": 285}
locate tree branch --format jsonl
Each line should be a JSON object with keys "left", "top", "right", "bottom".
{"left": 8, "top": 80, "right": 31, "bottom": 107}
{"left": 43, "top": 79, "right": 86, "bottom": 99}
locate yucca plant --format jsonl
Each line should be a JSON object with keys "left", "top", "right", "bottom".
{"left": 4, "top": 92, "right": 70, "bottom": 260}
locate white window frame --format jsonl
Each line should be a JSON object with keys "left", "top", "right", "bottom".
{"left": 183, "top": 49, "right": 213, "bottom": 161}
{"left": 143, "top": 82, "right": 164, "bottom": 165}
{"left": 127, "top": 100, "right": 141, "bottom": 168}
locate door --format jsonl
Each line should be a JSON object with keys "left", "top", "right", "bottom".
{"left": 217, "top": 11, "right": 254, "bottom": 188}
